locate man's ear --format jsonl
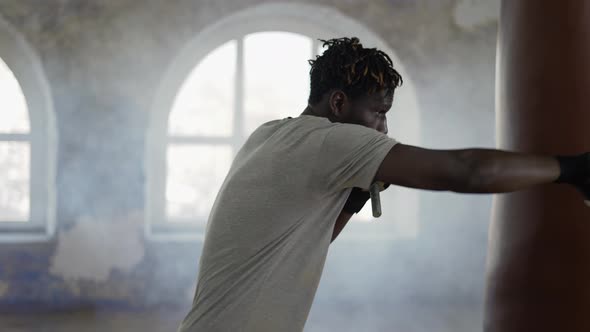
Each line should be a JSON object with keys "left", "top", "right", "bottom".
{"left": 328, "top": 90, "right": 348, "bottom": 119}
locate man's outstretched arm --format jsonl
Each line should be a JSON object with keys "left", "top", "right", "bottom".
{"left": 332, "top": 144, "right": 589, "bottom": 242}
{"left": 374, "top": 144, "right": 562, "bottom": 193}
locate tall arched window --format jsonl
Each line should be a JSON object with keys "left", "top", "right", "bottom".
{"left": 165, "top": 32, "right": 314, "bottom": 227}
{"left": 0, "top": 16, "right": 55, "bottom": 240}
{"left": 0, "top": 58, "right": 30, "bottom": 223}
{"left": 147, "top": 3, "right": 421, "bottom": 240}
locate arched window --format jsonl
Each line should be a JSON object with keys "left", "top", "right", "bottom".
{"left": 165, "top": 32, "right": 314, "bottom": 228}
{"left": 0, "top": 17, "right": 55, "bottom": 240}
{"left": 0, "top": 58, "right": 30, "bottom": 222}
{"left": 147, "top": 3, "right": 420, "bottom": 240}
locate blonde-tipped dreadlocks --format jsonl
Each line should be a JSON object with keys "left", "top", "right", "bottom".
{"left": 308, "top": 37, "right": 403, "bottom": 104}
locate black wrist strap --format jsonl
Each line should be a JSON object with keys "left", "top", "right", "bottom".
{"left": 342, "top": 188, "right": 370, "bottom": 214}
{"left": 555, "top": 154, "right": 588, "bottom": 184}
{"left": 342, "top": 200, "right": 367, "bottom": 214}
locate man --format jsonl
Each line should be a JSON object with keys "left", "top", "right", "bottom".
{"left": 178, "top": 37, "right": 590, "bottom": 332}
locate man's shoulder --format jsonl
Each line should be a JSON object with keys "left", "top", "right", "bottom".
{"left": 251, "top": 115, "right": 332, "bottom": 138}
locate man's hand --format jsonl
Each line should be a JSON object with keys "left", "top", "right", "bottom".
{"left": 333, "top": 184, "right": 390, "bottom": 243}
{"left": 333, "top": 188, "right": 370, "bottom": 243}
{"left": 342, "top": 187, "right": 371, "bottom": 214}
{"left": 342, "top": 184, "right": 390, "bottom": 215}
{"left": 556, "top": 153, "right": 590, "bottom": 204}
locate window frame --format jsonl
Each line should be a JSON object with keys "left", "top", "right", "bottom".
{"left": 0, "top": 16, "right": 56, "bottom": 241}
{"left": 147, "top": 3, "right": 421, "bottom": 241}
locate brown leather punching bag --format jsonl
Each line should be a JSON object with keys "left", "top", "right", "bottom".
{"left": 485, "top": 1, "right": 590, "bottom": 331}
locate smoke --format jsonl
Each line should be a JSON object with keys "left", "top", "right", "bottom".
{"left": 0, "top": 1, "right": 498, "bottom": 331}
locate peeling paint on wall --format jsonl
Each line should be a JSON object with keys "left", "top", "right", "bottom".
{"left": 49, "top": 213, "right": 145, "bottom": 282}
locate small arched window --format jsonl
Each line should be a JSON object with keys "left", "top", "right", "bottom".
{"left": 0, "top": 16, "right": 56, "bottom": 240}
{"left": 0, "top": 58, "right": 30, "bottom": 222}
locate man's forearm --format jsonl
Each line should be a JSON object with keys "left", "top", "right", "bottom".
{"left": 331, "top": 210, "right": 353, "bottom": 242}
{"left": 375, "top": 144, "right": 564, "bottom": 194}
{"left": 454, "top": 149, "right": 560, "bottom": 193}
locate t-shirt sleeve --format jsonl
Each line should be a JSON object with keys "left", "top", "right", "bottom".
{"left": 316, "top": 123, "right": 398, "bottom": 192}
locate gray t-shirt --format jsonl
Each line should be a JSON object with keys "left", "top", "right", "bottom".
{"left": 178, "top": 115, "right": 397, "bottom": 332}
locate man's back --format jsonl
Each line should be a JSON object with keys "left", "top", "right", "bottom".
{"left": 179, "top": 115, "right": 396, "bottom": 332}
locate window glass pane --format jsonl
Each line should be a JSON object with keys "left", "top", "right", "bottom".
{"left": 0, "top": 142, "right": 30, "bottom": 221}
{"left": 244, "top": 32, "right": 311, "bottom": 135}
{"left": 0, "top": 58, "right": 29, "bottom": 133}
{"left": 166, "top": 145, "right": 232, "bottom": 222}
{"left": 169, "top": 41, "right": 236, "bottom": 137}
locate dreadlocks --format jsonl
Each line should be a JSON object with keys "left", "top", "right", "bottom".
{"left": 308, "top": 37, "right": 403, "bottom": 104}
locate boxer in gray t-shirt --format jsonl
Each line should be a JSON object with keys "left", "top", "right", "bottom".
{"left": 179, "top": 37, "right": 586, "bottom": 332}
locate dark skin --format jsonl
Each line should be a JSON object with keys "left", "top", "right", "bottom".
{"left": 303, "top": 89, "right": 561, "bottom": 242}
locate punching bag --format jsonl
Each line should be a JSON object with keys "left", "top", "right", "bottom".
{"left": 485, "top": 1, "right": 590, "bottom": 331}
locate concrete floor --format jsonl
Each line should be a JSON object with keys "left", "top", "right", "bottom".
{"left": 0, "top": 305, "right": 480, "bottom": 332}
{"left": 0, "top": 310, "right": 186, "bottom": 332}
